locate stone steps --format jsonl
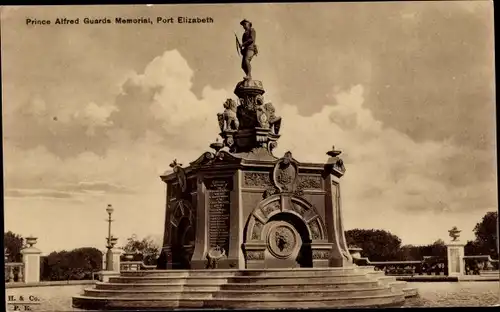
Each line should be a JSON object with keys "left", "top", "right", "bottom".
{"left": 84, "top": 286, "right": 393, "bottom": 299}
{"left": 73, "top": 268, "right": 413, "bottom": 309}
{"left": 480, "top": 270, "right": 499, "bottom": 277}
{"left": 119, "top": 267, "right": 359, "bottom": 278}
{"left": 73, "top": 292, "right": 405, "bottom": 310}
{"left": 110, "top": 274, "right": 371, "bottom": 285}
{"left": 96, "top": 279, "right": 382, "bottom": 291}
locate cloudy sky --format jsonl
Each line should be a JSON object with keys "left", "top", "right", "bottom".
{"left": 2, "top": 2, "right": 496, "bottom": 254}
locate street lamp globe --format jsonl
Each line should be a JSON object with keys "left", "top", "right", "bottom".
{"left": 106, "top": 204, "right": 114, "bottom": 215}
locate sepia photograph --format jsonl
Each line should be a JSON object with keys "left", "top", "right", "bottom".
{"left": 2, "top": 1, "right": 498, "bottom": 310}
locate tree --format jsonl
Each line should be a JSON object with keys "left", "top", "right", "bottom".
{"left": 123, "top": 234, "right": 161, "bottom": 265}
{"left": 43, "top": 247, "right": 102, "bottom": 281}
{"left": 4, "top": 231, "right": 24, "bottom": 262}
{"left": 472, "top": 211, "right": 498, "bottom": 258}
{"left": 345, "top": 229, "right": 402, "bottom": 261}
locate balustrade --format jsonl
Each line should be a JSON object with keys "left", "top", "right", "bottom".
{"left": 463, "top": 255, "right": 499, "bottom": 275}
{"left": 120, "top": 261, "right": 156, "bottom": 271}
{"left": 4, "top": 263, "right": 25, "bottom": 283}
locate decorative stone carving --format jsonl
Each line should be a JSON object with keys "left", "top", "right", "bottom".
{"left": 268, "top": 224, "right": 297, "bottom": 259}
{"left": 170, "top": 159, "right": 187, "bottom": 194}
{"left": 217, "top": 99, "right": 239, "bottom": 131}
{"left": 206, "top": 246, "right": 226, "bottom": 269}
{"left": 312, "top": 250, "right": 330, "bottom": 260}
{"left": 251, "top": 220, "right": 263, "bottom": 240}
{"left": 263, "top": 186, "right": 279, "bottom": 199}
{"left": 243, "top": 172, "right": 273, "bottom": 188}
{"left": 246, "top": 250, "right": 264, "bottom": 260}
{"left": 272, "top": 151, "right": 299, "bottom": 193}
{"left": 263, "top": 102, "right": 282, "bottom": 135}
{"left": 309, "top": 219, "right": 321, "bottom": 240}
{"left": 326, "top": 145, "right": 346, "bottom": 177}
{"left": 261, "top": 201, "right": 280, "bottom": 216}
{"left": 297, "top": 175, "right": 322, "bottom": 190}
{"left": 448, "top": 226, "right": 461, "bottom": 242}
{"left": 291, "top": 203, "right": 306, "bottom": 216}
{"left": 170, "top": 200, "right": 194, "bottom": 229}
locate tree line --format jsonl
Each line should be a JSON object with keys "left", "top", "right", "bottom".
{"left": 4, "top": 211, "right": 497, "bottom": 280}
{"left": 346, "top": 211, "right": 498, "bottom": 261}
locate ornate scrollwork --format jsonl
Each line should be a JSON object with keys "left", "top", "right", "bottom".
{"left": 263, "top": 186, "right": 279, "bottom": 199}
{"left": 297, "top": 175, "right": 322, "bottom": 190}
{"left": 261, "top": 201, "right": 280, "bottom": 216}
{"left": 246, "top": 250, "right": 264, "bottom": 260}
{"left": 272, "top": 151, "right": 299, "bottom": 193}
{"left": 309, "top": 219, "right": 321, "bottom": 240}
{"left": 251, "top": 220, "right": 263, "bottom": 240}
{"left": 312, "top": 250, "right": 330, "bottom": 260}
{"left": 243, "top": 172, "right": 273, "bottom": 188}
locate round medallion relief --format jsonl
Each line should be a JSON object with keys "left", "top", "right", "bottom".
{"left": 267, "top": 223, "right": 299, "bottom": 259}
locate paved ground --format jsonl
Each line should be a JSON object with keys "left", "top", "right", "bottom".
{"left": 403, "top": 281, "right": 500, "bottom": 307}
{"left": 5, "top": 281, "right": 500, "bottom": 311}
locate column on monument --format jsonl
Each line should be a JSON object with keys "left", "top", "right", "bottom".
{"left": 190, "top": 175, "right": 208, "bottom": 269}
{"left": 228, "top": 169, "right": 244, "bottom": 269}
{"left": 158, "top": 181, "right": 172, "bottom": 269}
{"left": 324, "top": 175, "right": 351, "bottom": 267}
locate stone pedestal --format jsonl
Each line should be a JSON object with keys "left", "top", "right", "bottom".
{"left": 102, "top": 248, "right": 123, "bottom": 272}
{"left": 446, "top": 241, "right": 465, "bottom": 277}
{"left": 98, "top": 271, "right": 120, "bottom": 282}
{"left": 21, "top": 246, "right": 42, "bottom": 283}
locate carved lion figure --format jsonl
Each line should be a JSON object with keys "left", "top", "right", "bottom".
{"left": 217, "top": 99, "right": 239, "bottom": 131}
{"left": 264, "top": 102, "right": 282, "bottom": 135}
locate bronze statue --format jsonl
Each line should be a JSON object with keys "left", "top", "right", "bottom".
{"left": 235, "top": 19, "right": 258, "bottom": 80}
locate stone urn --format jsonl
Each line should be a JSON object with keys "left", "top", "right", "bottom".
{"left": 124, "top": 253, "right": 134, "bottom": 261}
{"left": 25, "top": 236, "right": 38, "bottom": 248}
{"left": 348, "top": 246, "right": 363, "bottom": 261}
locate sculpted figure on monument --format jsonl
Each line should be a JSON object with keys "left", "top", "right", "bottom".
{"left": 236, "top": 98, "right": 258, "bottom": 129}
{"left": 235, "top": 19, "right": 258, "bottom": 80}
{"left": 263, "top": 102, "right": 282, "bottom": 135}
{"left": 217, "top": 99, "right": 239, "bottom": 131}
{"left": 169, "top": 159, "right": 186, "bottom": 191}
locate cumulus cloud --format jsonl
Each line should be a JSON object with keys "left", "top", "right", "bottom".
{"left": 3, "top": 49, "right": 496, "bottom": 249}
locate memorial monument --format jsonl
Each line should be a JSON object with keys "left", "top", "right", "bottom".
{"left": 73, "top": 21, "right": 418, "bottom": 309}
{"left": 157, "top": 19, "right": 350, "bottom": 270}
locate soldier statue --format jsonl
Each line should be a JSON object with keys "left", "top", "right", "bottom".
{"left": 235, "top": 19, "right": 258, "bottom": 80}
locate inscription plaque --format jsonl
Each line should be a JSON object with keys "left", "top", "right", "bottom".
{"left": 206, "top": 178, "right": 232, "bottom": 252}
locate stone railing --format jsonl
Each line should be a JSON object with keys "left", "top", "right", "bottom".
{"left": 354, "top": 257, "right": 448, "bottom": 276}
{"left": 463, "top": 255, "right": 499, "bottom": 275}
{"left": 120, "top": 261, "right": 156, "bottom": 271}
{"left": 355, "top": 254, "right": 499, "bottom": 276}
{"left": 5, "top": 262, "right": 25, "bottom": 283}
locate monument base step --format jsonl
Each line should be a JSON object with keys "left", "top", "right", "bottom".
{"left": 73, "top": 267, "right": 415, "bottom": 309}
{"left": 73, "top": 293, "right": 405, "bottom": 310}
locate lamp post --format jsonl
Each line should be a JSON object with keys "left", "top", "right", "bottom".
{"left": 105, "top": 204, "right": 115, "bottom": 271}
